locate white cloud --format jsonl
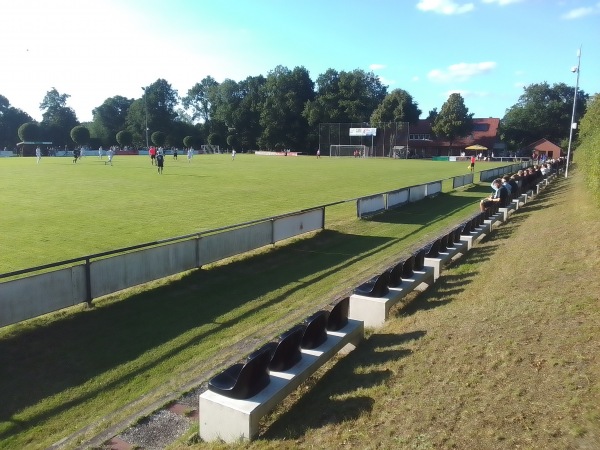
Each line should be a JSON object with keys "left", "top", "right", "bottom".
{"left": 416, "top": 0, "right": 474, "bottom": 14}
{"left": 370, "top": 64, "right": 386, "bottom": 71}
{"left": 412, "top": 76, "right": 421, "bottom": 82}
{"left": 378, "top": 76, "right": 396, "bottom": 86}
{"left": 561, "top": 4, "right": 600, "bottom": 20}
{"left": 481, "top": 0, "right": 523, "bottom": 6}
{"left": 428, "top": 61, "right": 497, "bottom": 83}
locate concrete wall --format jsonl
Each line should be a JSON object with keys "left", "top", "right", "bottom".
{"left": 409, "top": 185, "right": 427, "bottom": 203}
{"left": 357, "top": 194, "right": 386, "bottom": 218}
{"left": 198, "top": 221, "right": 272, "bottom": 266}
{"left": 387, "top": 188, "right": 409, "bottom": 209}
{"left": 273, "top": 209, "right": 323, "bottom": 242}
{"left": 453, "top": 173, "right": 474, "bottom": 189}
{"left": 90, "top": 240, "right": 198, "bottom": 298}
{"left": 426, "top": 181, "right": 442, "bottom": 196}
{"left": 0, "top": 265, "right": 87, "bottom": 327}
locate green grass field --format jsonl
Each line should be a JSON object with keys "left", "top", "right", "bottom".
{"left": 0, "top": 154, "right": 503, "bottom": 274}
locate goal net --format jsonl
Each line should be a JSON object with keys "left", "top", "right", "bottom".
{"left": 329, "top": 144, "right": 367, "bottom": 157}
{"left": 201, "top": 144, "right": 221, "bottom": 154}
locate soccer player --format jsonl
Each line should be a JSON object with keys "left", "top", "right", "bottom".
{"left": 231, "top": 149, "right": 236, "bottom": 160}
{"left": 157, "top": 152, "right": 164, "bottom": 174}
{"left": 35, "top": 146, "right": 41, "bottom": 163}
{"left": 106, "top": 148, "right": 114, "bottom": 166}
{"left": 187, "top": 148, "right": 193, "bottom": 163}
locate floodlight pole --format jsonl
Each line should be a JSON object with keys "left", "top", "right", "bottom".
{"left": 142, "top": 87, "right": 149, "bottom": 149}
{"left": 565, "top": 47, "right": 581, "bottom": 178}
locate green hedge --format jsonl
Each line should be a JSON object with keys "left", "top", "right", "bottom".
{"left": 574, "top": 94, "right": 600, "bottom": 204}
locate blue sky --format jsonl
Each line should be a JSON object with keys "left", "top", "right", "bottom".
{"left": 1, "top": 0, "right": 598, "bottom": 123}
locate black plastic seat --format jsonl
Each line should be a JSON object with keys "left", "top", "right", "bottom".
{"left": 301, "top": 310, "right": 329, "bottom": 349}
{"left": 425, "top": 239, "right": 440, "bottom": 258}
{"left": 478, "top": 212, "right": 485, "bottom": 225}
{"left": 414, "top": 248, "right": 426, "bottom": 270}
{"left": 453, "top": 227, "right": 462, "bottom": 243}
{"left": 207, "top": 344, "right": 272, "bottom": 399}
{"left": 401, "top": 255, "right": 415, "bottom": 278}
{"left": 387, "top": 262, "right": 403, "bottom": 287}
{"left": 445, "top": 231, "right": 455, "bottom": 248}
{"left": 439, "top": 234, "right": 449, "bottom": 252}
{"left": 268, "top": 325, "right": 305, "bottom": 372}
{"left": 354, "top": 271, "right": 390, "bottom": 297}
{"left": 460, "top": 221, "right": 472, "bottom": 235}
{"left": 327, "top": 297, "right": 349, "bottom": 331}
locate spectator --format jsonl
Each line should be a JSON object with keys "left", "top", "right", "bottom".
{"left": 480, "top": 178, "right": 509, "bottom": 212}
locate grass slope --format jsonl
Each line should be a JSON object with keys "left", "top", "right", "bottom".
{"left": 0, "top": 155, "right": 501, "bottom": 273}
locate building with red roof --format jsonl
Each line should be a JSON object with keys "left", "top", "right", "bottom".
{"left": 407, "top": 118, "right": 503, "bottom": 158}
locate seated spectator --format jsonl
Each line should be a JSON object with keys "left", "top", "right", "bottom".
{"left": 480, "top": 178, "right": 509, "bottom": 212}
{"left": 509, "top": 174, "right": 521, "bottom": 197}
{"left": 501, "top": 176, "right": 512, "bottom": 198}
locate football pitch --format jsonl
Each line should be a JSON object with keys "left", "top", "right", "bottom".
{"left": 0, "top": 154, "right": 500, "bottom": 274}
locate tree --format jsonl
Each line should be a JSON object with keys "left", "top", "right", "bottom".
{"left": 208, "top": 132, "right": 221, "bottom": 146}
{"left": 259, "top": 65, "right": 315, "bottom": 149}
{"left": 18, "top": 122, "right": 40, "bottom": 142}
{"left": 0, "top": 95, "right": 33, "bottom": 148}
{"left": 226, "top": 134, "right": 237, "bottom": 150}
{"left": 370, "top": 89, "right": 422, "bottom": 125}
{"left": 500, "top": 82, "right": 588, "bottom": 151}
{"left": 182, "top": 76, "right": 219, "bottom": 124}
{"left": 70, "top": 125, "right": 90, "bottom": 146}
{"left": 183, "top": 135, "right": 199, "bottom": 148}
{"left": 124, "top": 99, "right": 146, "bottom": 147}
{"left": 116, "top": 130, "right": 133, "bottom": 148}
{"left": 40, "top": 87, "right": 79, "bottom": 147}
{"left": 127, "top": 79, "right": 179, "bottom": 148}
{"left": 232, "top": 75, "right": 266, "bottom": 149}
{"left": 304, "top": 68, "right": 388, "bottom": 126}
{"left": 427, "top": 108, "right": 439, "bottom": 122}
{"left": 432, "top": 93, "right": 474, "bottom": 155}
{"left": 91, "top": 96, "right": 133, "bottom": 147}
{"left": 151, "top": 131, "right": 166, "bottom": 147}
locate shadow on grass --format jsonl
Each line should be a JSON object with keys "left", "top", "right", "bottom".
{"left": 366, "top": 192, "right": 480, "bottom": 226}
{"left": 262, "top": 331, "right": 425, "bottom": 440}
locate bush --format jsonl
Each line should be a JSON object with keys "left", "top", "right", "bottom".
{"left": 575, "top": 94, "right": 600, "bottom": 204}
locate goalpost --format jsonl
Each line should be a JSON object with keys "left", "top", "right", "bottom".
{"left": 329, "top": 144, "right": 368, "bottom": 157}
{"left": 201, "top": 144, "right": 221, "bottom": 154}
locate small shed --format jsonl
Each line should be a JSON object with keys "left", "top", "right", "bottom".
{"left": 16, "top": 141, "right": 53, "bottom": 157}
{"left": 523, "top": 139, "right": 563, "bottom": 159}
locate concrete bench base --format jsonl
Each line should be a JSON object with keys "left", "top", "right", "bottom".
{"left": 498, "top": 203, "right": 516, "bottom": 222}
{"left": 484, "top": 214, "right": 501, "bottom": 229}
{"left": 199, "top": 319, "right": 364, "bottom": 443}
{"left": 349, "top": 267, "right": 434, "bottom": 328}
{"left": 459, "top": 225, "right": 488, "bottom": 250}
{"left": 424, "top": 242, "right": 467, "bottom": 280}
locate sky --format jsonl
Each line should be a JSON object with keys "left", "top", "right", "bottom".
{"left": 1, "top": 0, "right": 598, "bottom": 123}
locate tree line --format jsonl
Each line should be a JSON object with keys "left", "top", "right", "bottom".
{"left": 0, "top": 64, "right": 591, "bottom": 154}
